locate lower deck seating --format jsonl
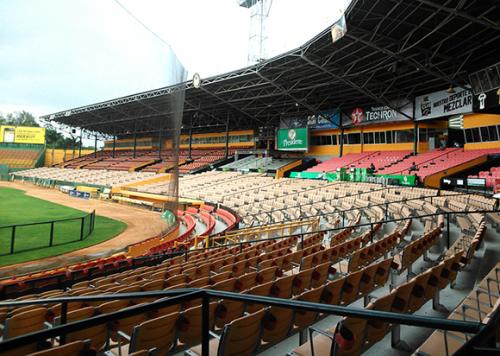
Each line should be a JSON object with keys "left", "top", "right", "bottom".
{"left": 416, "top": 263, "right": 500, "bottom": 356}
{"left": 0, "top": 147, "right": 42, "bottom": 168}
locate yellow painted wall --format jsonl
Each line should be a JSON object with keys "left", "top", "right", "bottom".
{"left": 179, "top": 129, "right": 254, "bottom": 140}
{"left": 307, "top": 145, "right": 340, "bottom": 156}
{"left": 464, "top": 141, "right": 500, "bottom": 150}
{"left": 306, "top": 121, "right": 439, "bottom": 156}
{"left": 103, "top": 147, "right": 153, "bottom": 151}
{"left": 44, "top": 149, "right": 94, "bottom": 166}
{"left": 362, "top": 143, "right": 413, "bottom": 152}
{"left": 424, "top": 156, "right": 488, "bottom": 188}
{"left": 179, "top": 142, "right": 254, "bottom": 149}
{"left": 463, "top": 114, "right": 500, "bottom": 129}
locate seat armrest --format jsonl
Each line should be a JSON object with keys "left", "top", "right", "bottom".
{"left": 209, "top": 330, "right": 221, "bottom": 339}
{"left": 117, "top": 330, "right": 131, "bottom": 342}
{"left": 308, "top": 326, "right": 335, "bottom": 356}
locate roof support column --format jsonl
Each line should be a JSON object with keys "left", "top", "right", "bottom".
{"left": 188, "top": 127, "right": 193, "bottom": 160}
{"left": 413, "top": 121, "right": 419, "bottom": 155}
{"left": 94, "top": 134, "right": 97, "bottom": 158}
{"left": 78, "top": 130, "right": 82, "bottom": 158}
{"left": 339, "top": 128, "right": 344, "bottom": 158}
{"left": 225, "top": 114, "right": 230, "bottom": 159}
{"left": 413, "top": 100, "right": 418, "bottom": 155}
{"left": 112, "top": 134, "right": 116, "bottom": 158}
{"left": 158, "top": 128, "right": 163, "bottom": 160}
{"left": 133, "top": 121, "right": 137, "bottom": 159}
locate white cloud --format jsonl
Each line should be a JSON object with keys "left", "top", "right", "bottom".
{"left": 0, "top": 0, "right": 348, "bottom": 118}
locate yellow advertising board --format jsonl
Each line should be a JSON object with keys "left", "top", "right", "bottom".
{"left": 0, "top": 126, "right": 46, "bottom": 144}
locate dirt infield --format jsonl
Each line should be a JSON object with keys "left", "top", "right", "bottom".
{"left": 0, "top": 181, "right": 169, "bottom": 276}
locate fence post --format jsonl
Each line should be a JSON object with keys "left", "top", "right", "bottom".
{"left": 385, "top": 203, "right": 389, "bottom": 220}
{"left": 201, "top": 293, "right": 209, "bottom": 356}
{"left": 49, "top": 221, "right": 55, "bottom": 247}
{"left": 300, "top": 234, "right": 304, "bottom": 249}
{"left": 342, "top": 211, "right": 345, "bottom": 227}
{"left": 446, "top": 212, "right": 451, "bottom": 249}
{"left": 92, "top": 210, "right": 96, "bottom": 231}
{"left": 10, "top": 226, "right": 16, "bottom": 254}
{"left": 80, "top": 217, "right": 85, "bottom": 241}
{"left": 60, "top": 301, "right": 68, "bottom": 345}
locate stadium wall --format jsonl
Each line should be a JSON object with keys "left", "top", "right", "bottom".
{"left": 44, "top": 148, "right": 95, "bottom": 166}
{"left": 308, "top": 121, "right": 443, "bottom": 156}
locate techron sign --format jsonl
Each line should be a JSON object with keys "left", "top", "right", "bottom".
{"left": 343, "top": 101, "right": 413, "bottom": 127}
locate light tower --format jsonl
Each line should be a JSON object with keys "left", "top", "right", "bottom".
{"left": 238, "top": 0, "right": 273, "bottom": 64}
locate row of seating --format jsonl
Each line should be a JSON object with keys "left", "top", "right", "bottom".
{"left": 14, "top": 167, "right": 162, "bottom": 187}
{"left": 416, "top": 262, "right": 500, "bottom": 356}
{"left": 0, "top": 235, "right": 395, "bottom": 355}
{"left": 291, "top": 251, "right": 465, "bottom": 356}
{"left": 0, "top": 147, "right": 42, "bottom": 168}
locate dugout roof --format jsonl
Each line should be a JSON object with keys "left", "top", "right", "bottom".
{"left": 42, "top": 0, "right": 500, "bottom": 137}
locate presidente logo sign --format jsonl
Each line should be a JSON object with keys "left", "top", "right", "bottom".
{"left": 282, "top": 129, "right": 303, "bottom": 147}
{"left": 277, "top": 128, "right": 308, "bottom": 151}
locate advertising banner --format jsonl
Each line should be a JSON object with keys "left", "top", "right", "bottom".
{"left": 375, "top": 174, "right": 417, "bottom": 186}
{"left": 307, "top": 110, "right": 340, "bottom": 129}
{"left": 69, "top": 190, "right": 91, "bottom": 199}
{"left": 472, "top": 87, "right": 500, "bottom": 114}
{"left": 415, "top": 88, "right": 473, "bottom": 120}
{"left": 0, "top": 126, "right": 46, "bottom": 144}
{"left": 342, "top": 101, "right": 413, "bottom": 127}
{"left": 14, "top": 127, "right": 46, "bottom": 144}
{"left": 276, "top": 128, "right": 308, "bottom": 151}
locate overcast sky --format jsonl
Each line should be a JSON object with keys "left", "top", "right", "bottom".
{"left": 0, "top": 0, "right": 349, "bottom": 119}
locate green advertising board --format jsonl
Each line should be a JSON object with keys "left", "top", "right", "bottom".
{"left": 276, "top": 128, "right": 308, "bottom": 151}
{"left": 375, "top": 174, "right": 416, "bottom": 186}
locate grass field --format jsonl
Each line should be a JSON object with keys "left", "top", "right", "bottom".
{"left": 0, "top": 187, "right": 126, "bottom": 266}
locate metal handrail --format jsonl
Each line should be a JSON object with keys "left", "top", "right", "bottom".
{"left": 0, "top": 288, "right": 486, "bottom": 355}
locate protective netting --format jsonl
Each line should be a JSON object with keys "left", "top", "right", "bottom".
{"left": 155, "top": 47, "right": 187, "bottom": 229}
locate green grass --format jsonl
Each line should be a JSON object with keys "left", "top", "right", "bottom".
{"left": 0, "top": 187, "right": 126, "bottom": 266}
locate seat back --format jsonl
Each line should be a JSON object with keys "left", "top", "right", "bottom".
{"left": 365, "top": 290, "right": 397, "bottom": 345}
{"left": 294, "top": 286, "right": 324, "bottom": 329}
{"left": 322, "top": 277, "right": 344, "bottom": 306}
{"left": 217, "top": 309, "right": 265, "bottom": 356}
{"left": 341, "top": 270, "right": 363, "bottom": 305}
{"left": 4, "top": 307, "right": 47, "bottom": 339}
{"left": 271, "top": 275, "right": 294, "bottom": 299}
{"left": 177, "top": 302, "right": 218, "bottom": 347}
{"left": 27, "top": 340, "right": 92, "bottom": 356}
{"left": 56, "top": 306, "right": 107, "bottom": 351}
{"left": 129, "top": 312, "right": 178, "bottom": 354}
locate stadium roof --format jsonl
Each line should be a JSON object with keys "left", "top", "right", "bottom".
{"left": 42, "top": 0, "right": 500, "bottom": 137}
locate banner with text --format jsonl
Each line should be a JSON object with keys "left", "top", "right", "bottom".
{"left": 342, "top": 101, "right": 413, "bottom": 127}
{"left": 276, "top": 128, "right": 308, "bottom": 151}
{"left": 415, "top": 88, "right": 472, "bottom": 120}
{"left": 307, "top": 110, "right": 340, "bottom": 129}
